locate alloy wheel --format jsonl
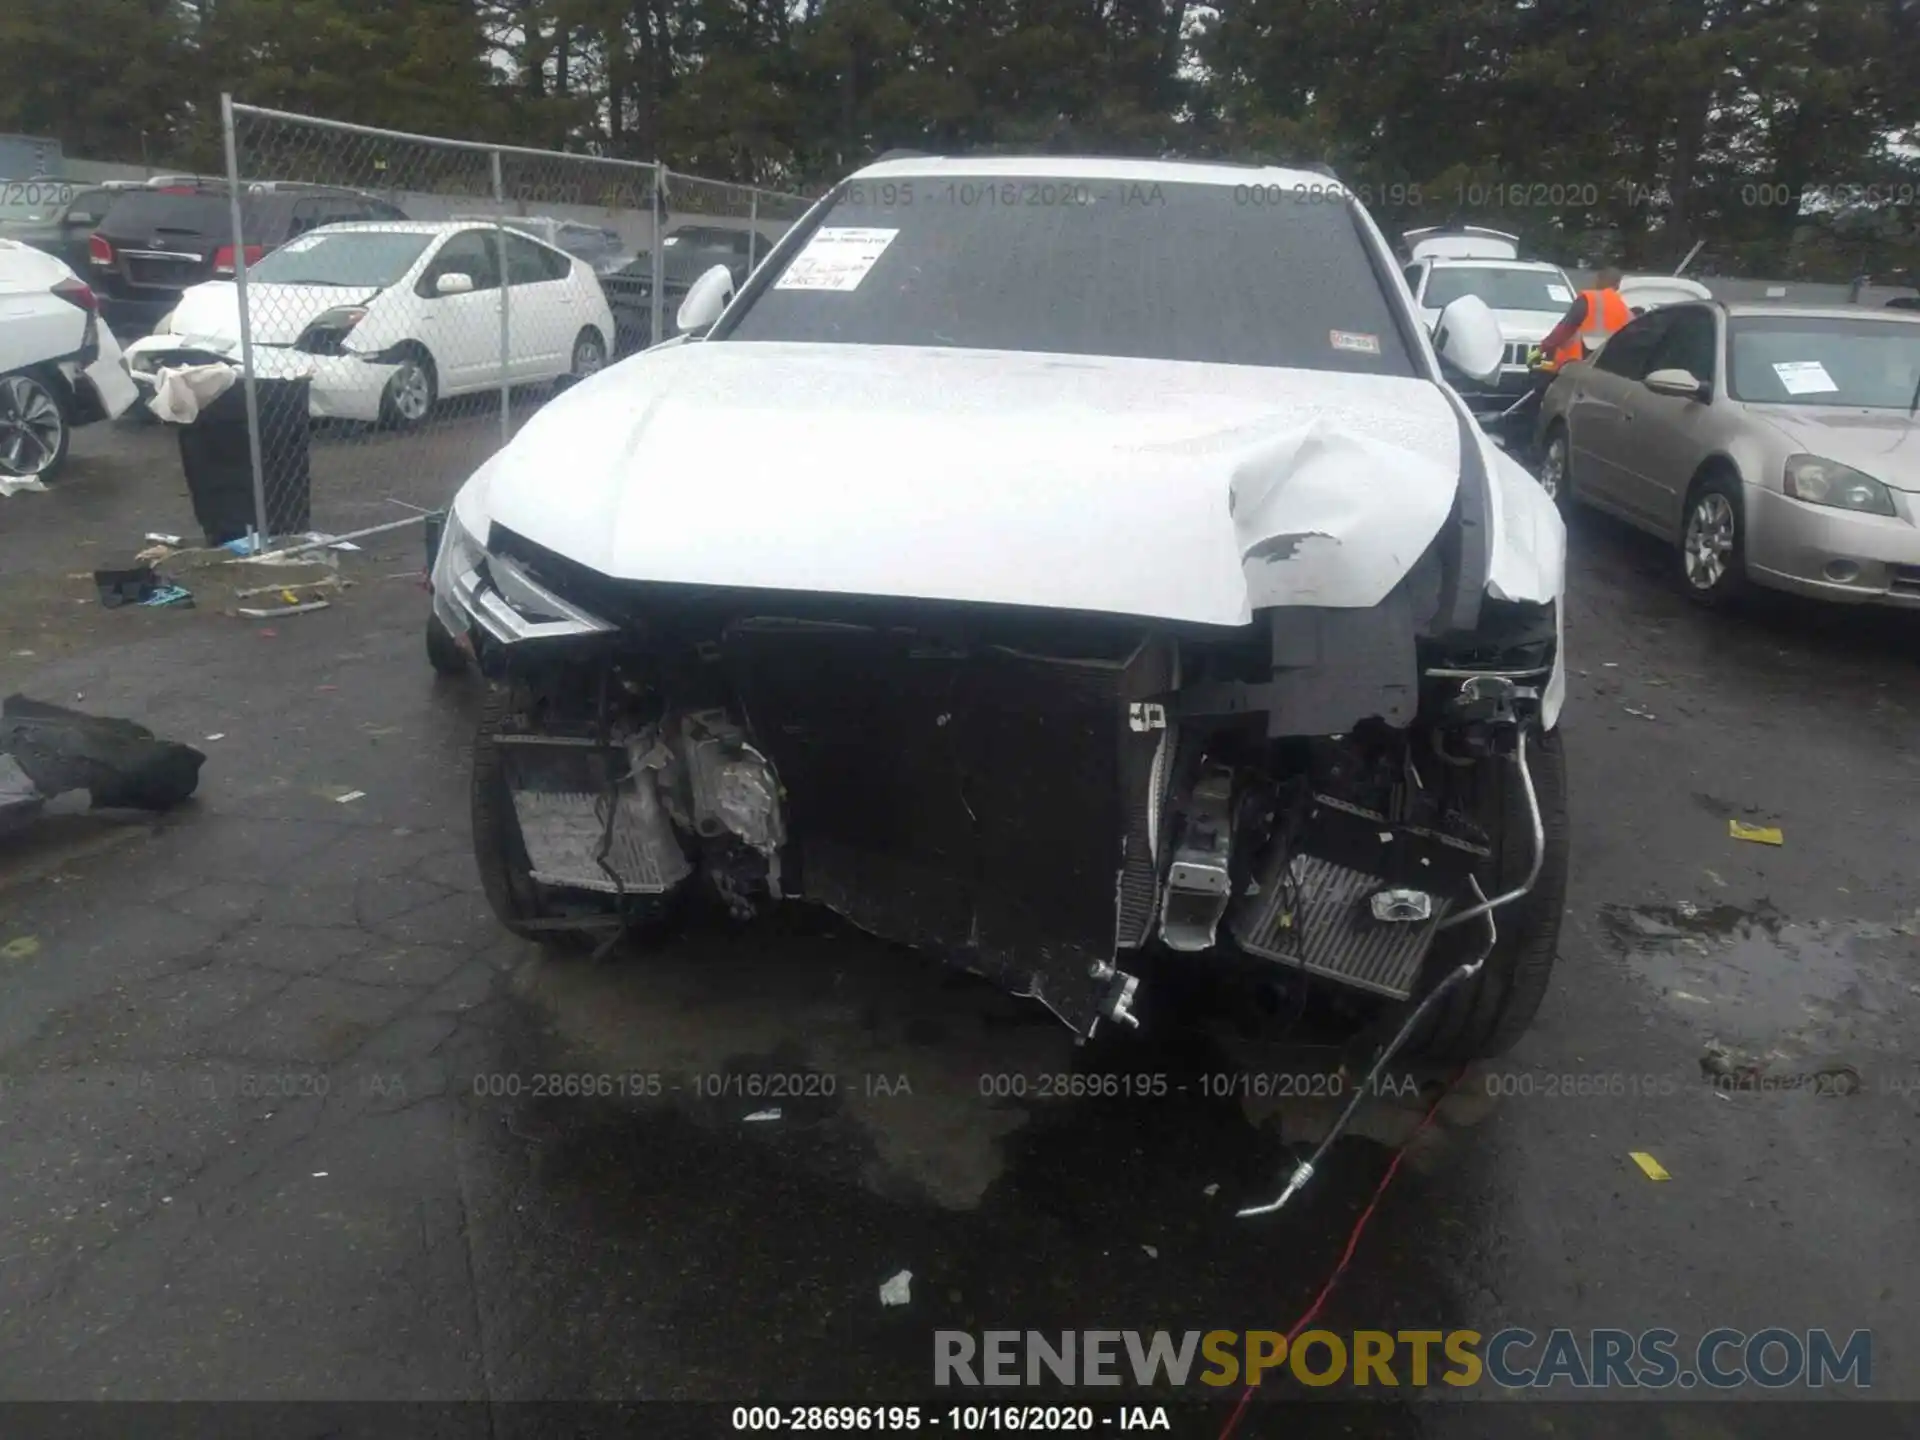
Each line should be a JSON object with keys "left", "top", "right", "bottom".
{"left": 1683, "top": 492, "right": 1736, "bottom": 591}
{"left": 0, "top": 374, "right": 65, "bottom": 478}
{"left": 391, "top": 362, "right": 431, "bottom": 422}
{"left": 1539, "top": 435, "right": 1567, "bottom": 501}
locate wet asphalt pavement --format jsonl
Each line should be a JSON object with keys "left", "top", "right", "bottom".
{"left": 1, "top": 415, "right": 1917, "bottom": 1434}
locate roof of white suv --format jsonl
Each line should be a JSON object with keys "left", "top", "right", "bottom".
{"left": 849, "top": 154, "right": 1331, "bottom": 189}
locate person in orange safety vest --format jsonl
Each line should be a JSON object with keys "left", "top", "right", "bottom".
{"left": 1534, "top": 267, "right": 1632, "bottom": 370}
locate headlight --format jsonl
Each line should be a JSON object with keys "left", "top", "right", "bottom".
{"left": 295, "top": 306, "right": 369, "bottom": 356}
{"left": 1782, "top": 455, "right": 1896, "bottom": 516}
{"left": 429, "top": 503, "right": 486, "bottom": 635}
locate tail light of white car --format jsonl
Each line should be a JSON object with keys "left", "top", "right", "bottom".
{"left": 294, "top": 306, "right": 371, "bottom": 357}
{"left": 49, "top": 277, "right": 98, "bottom": 312}
{"left": 212, "top": 244, "right": 265, "bottom": 278}
{"left": 1783, "top": 455, "right": 1897, "bottom": 516}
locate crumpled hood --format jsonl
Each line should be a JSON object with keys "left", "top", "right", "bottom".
{"left": 1753, "top": 406, "right": 1920, "bottom": 492}
{"left": 476, "top": 341, "right": 1477, "bottom": 627}
{"left": 1492, "top": 309, "right": 1564, "bottom": 344}
{"left": 168, "top": 280, "right": 381, "bottom": 348}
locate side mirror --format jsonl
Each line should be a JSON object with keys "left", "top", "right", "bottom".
{"left": 435, "top": 271, "right": 475, "bottom": 296}
{"left": 1431, "top": 294, "right": 1505, "bottom": 386}
{"left": 676, "top": 263, "right": 735, "bottom": 334}
{"left": 1644, "top": 367, "right": 1709, "bottom": 401}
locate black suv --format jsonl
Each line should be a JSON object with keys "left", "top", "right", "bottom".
{"left": 89, "top": 183, "right": 409, "bottom": 338}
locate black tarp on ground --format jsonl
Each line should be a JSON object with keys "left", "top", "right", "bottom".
{"left": 0, "top": 695, "right": 205, "bottom": 812}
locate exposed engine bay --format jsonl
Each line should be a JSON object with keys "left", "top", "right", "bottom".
{"left": 453, "top": 520, "right": 1558, "bottom": 1045}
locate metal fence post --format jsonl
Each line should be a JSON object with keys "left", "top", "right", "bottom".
{"left": 650, "top": 163, "right": 666, "bottom": 348}
{"left": 491, "top": 147, "right": 511, "bottom": 446}
{"left": 220, "top": 93, "right": 270, "bottom": 545}
{"left": 749, "top": 192, "right": 760, "bottom": 272}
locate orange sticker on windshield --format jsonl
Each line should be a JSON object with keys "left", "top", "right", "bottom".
{"left": 1331, "top": 330, "right": 1381, "bottom": 355}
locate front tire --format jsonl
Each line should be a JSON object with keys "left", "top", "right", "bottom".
{"left": 1679, "top": 472, "right": 1749, "bottom": 606}
{"left": 1410, "top": 727, "right": 1570, "bottom": 1062}
{"left": 568, "top": 327, "right": 607, "bottom": 381}
{"left": 1537, "top": 423, "right": 1573, "bottom": 515}
{"left": 426, "top": 612, "right": 468, "bottom": 676}
{"left": 379, "top": 349, "right": 437, "bottom": 432}
{"left": 0, "top": 370, "right": 71, "bottom": 483}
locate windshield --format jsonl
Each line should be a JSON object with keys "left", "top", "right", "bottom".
{"left": 1423, "top": 266, "right": 1574, "bottom": 314}
{"left": 250, "top": 231, "right": 434, "bottom": 287}
{"left": 721, "top": 177, "right": 1417, "bottom": 375}
{"left": 1727, "top": 317, "right": 1920, "bottom": 408}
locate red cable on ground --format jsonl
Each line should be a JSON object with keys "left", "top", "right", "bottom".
{"left": 1216, "top": 1070, "right": 1463, "bottom": 1440}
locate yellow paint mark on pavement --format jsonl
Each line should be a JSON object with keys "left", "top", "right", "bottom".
{"left": 1629, "top": 1151, "right": 1670, "bottom": 1181}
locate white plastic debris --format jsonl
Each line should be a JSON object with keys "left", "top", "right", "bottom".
{"left": 880, "top": 1270, "right": 913, "bottom": 1307}
{"left": 1142, "top": 1244, "right": 1159, "bottom": 1259}
{"left": 743, "top": 1108, "right": 782, "bottom": 1123}
{"left": 205, "top": 733, "right": 226, "bottom": 742}
{"left": 148, "top": 363, "right": 239, "bottom": 423}
{"left": 1203, "top": 1183, "right": 1220, "bottom": 1197}
{"left": 335, "top": 791, "right": 366, "bottom": 804}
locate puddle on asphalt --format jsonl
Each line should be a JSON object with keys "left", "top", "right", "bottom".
{"left": 1599, "top": 898, "right": 1919, "bottom": 1059}
{"left": 503, "top": 908, "right": 1488, "bottom": 1212}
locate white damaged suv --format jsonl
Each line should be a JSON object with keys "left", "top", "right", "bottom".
{"left": 430, "top": 155, "right": 1571, "bottom": 1063}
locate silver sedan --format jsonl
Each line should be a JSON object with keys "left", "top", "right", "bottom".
{"left": 1534, "top": 302, "right": 1920, "bottom": 607}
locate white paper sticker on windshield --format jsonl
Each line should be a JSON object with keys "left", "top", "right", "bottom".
{"left": 773, "top": 227, "right": 899, "bottom": 292}
{"left": 1330, "top": 330, "right": 1381, "bottom": 355}
{"left": 1772, "top": 360, "right": 1839, "bottom": 395}
{"left": 1546, "top": 284, "right": 1574, "bottom": 303}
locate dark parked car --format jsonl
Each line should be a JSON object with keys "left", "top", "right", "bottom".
{"left": 600, "top": 223, "right": 782, "bottom": 355}
{"left": 89, "top": 183, "right": 409, "bottom": 338}
{"left": 0, "top": 181, "right": 148, "bottom": 275}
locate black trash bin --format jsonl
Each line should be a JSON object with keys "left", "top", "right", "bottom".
{"left": 175, "top": 374, "right": 312, "bottom": 546}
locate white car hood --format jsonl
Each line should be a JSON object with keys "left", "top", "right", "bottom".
{"left": 1492, "top": 309, "right": 1564, "bottom": 344}
{"left": 168, "top": 281, "right": 381, "bottom": 348}
{"left": 473, "top": 342, "right": 1504, "bottom": 628}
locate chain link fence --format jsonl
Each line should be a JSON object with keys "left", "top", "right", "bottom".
{"left": 134, "top": 98, "right": 810, "bottom": 546}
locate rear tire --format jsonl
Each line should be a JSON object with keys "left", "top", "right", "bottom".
{"left": 1409, "top": 727, "right": 1569, "bottom": 1062}
{"left": 1538, "top": 423, "right": 1573, "bottom": 516}
{"left": 0, "top": 369, "right": 72, "bottom": 483}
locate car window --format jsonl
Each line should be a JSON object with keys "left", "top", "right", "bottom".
{"left": 289, "top": 199, "right": 328, "bottom": 236}
{"left": 1645, "top": 306, "right": 1716, "bottom": 382}
{"left": 503, "top": 232, "right": 570, "bottom": 283}
{"left": 366, "top": 200, "right": 408, "bottom": 222}
{"left": 723, "top": 178, "right": 1420, "bottom": 375}
{"left": 425, "top": 230, "right": 502, "bottom": 292}
{"left": 1727, "top": 316, "right": 1920, "bottom": 408}
{"left": 251, "top": 230, "right": 436, "bottom": 287}
{"left": 99, "top": 191, "right": 238, "bottom": 239}
{"left": 64, "top": 188, "right": 118, "bottom": 225}
{"left": 1592, "top": 311, "right": 1668, "bottom": 380}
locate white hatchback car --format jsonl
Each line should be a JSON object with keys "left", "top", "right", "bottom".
{"left": 0, "top": 237, "right": 137, "bottom": 487}
{"left": 123, "top": 221, "right": 616, "bottom": 429}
